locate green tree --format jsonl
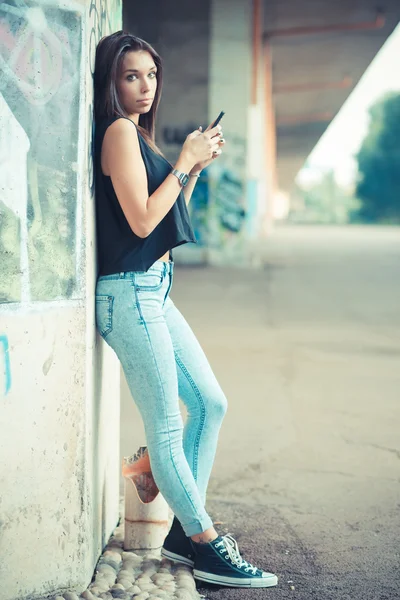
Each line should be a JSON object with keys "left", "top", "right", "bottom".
{"left": 355, "top": 92, "right": 400, "bottom": 223}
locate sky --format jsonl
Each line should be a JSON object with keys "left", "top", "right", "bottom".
{"left": 296, "top": 22, "right": 400, "bottom": 189}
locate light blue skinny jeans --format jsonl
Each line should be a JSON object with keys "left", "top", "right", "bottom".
{"left": 95, "top": 259, "right": 228, "bottom": 536}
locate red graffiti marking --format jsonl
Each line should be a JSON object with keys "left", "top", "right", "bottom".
{"left": 0, "top": 9, "right": 66, "bottom": 105}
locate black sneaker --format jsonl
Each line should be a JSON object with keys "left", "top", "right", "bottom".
{"left": 191, "top": 533, "right": 278, "bottom": 588}
{"left": 161, "top": 516, "right": 195, "bottom": 567}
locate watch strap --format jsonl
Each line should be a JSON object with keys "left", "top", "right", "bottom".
{"left": 171, "top": 168, "right": 190, "bottom": 187}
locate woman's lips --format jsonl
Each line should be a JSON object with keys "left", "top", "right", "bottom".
{"left": 137, "top": 98, "right": 152, "bottom": 104}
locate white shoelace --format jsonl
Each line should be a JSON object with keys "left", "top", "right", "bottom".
{"left": 215, "top": 533, "right": 258, "bottom": 575}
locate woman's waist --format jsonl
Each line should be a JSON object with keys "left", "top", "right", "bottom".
{"left": 97, "top": 259, "right": 173, "bottom": 282}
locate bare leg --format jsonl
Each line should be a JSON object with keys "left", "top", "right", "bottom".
{"left": 190, "top": 526, "right": 219, "bottom": 544}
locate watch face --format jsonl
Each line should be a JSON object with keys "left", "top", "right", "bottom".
{"left": 182, "top": 173, "right": 189, "bottom": 186}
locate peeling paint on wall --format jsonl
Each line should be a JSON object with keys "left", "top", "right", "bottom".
{"left": 0, "top": 1, "right": 83, "bottom": 303}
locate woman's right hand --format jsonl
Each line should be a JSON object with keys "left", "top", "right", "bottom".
{"left": 181, "top": 124, "right": 222, "bottom": 167}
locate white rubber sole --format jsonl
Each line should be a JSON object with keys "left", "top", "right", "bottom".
{"left": 160, "top": 547, "right": 195, "bottom": 567}
{"left": 193, "top": 569, "right": 278, "bottom": 588}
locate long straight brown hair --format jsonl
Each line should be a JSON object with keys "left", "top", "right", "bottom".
{"left": 94, "top": 30, "right": 164, "bottom": 155}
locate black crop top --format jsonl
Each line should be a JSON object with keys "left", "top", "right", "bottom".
{"left": 94, "top": 115, "right": 197, "bottom": 275}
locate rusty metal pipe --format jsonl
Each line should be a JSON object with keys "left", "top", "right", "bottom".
{"left": 263, "top": 10, "right": 385, "bottom": 39}
{"left": 263, "top": 37, "right": 278, "bottom": 233}
{"left": 274, "top": 76, "right": 352, "bottom": 94}
{"left": 277, "top": 111, "right": 334, "bottom": 126}
{"left": 251, "top": 0, "right": 262, "bottom": 104}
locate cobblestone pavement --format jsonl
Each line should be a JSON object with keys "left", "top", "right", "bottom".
{"left": 45, "top": 500, "right": 207, "bottom": 600}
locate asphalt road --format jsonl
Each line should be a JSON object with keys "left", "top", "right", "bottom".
{"left": 120, "top": 225, "right": 400, "bottom": 600}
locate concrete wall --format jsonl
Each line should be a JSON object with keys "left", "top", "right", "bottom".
{"left": 0, "top": 1, "right": 122, "bottom": 598}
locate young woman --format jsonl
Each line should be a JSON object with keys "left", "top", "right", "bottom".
{"left": 93, "top": 30, "right": 277, "bottom": 588}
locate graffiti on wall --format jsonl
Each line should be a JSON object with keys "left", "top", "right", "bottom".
{"left": 0, "top": 335, "right": 11, "bottom": 396}
{"left": 187, "top": 176, "right": 209, "bottom": 246}
{"left": 214, "top": 171, "right": 246, "bottom": 233}
{"left": 208, "top": 131, "right": 247, "bottom": 246}
{"left": 0, "top": 1, "right": 82, "bottom": 303}
{"left": 0, "top": 0, "right": 121, "bottom": 305}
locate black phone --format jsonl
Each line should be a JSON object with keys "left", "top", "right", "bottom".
{"left": 211, "top": 111, "right": 225, "bottom": 128}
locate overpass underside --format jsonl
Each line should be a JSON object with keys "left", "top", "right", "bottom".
{"left": 126, "top": 0, "right": 399, "bottom": 259}
{"left": 266, "top": 1, "right": 400, "bottom": 195}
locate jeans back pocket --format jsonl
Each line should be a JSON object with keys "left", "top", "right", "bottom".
{"left": 95, "top": 294, "right": 114, "bottom": 338}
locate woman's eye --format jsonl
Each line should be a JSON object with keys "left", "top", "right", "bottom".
{"left": 127, "top": 72, "right": 156, "bottom": 82}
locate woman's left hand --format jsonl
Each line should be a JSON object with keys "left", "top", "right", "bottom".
{"left": 190, "top": 124, "right": 225, "bottom": 174}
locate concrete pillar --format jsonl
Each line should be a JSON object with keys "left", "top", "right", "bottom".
{"left": 0, "top": 1, "right": 122, "bottom": 598}
{"left": 207, "top": 0, "right": 254, "bottom": 265}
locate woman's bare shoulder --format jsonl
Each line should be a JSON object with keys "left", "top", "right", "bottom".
{"left": 102, "top": 117, "right": 140, "bottom": 175}
{"left": 105, "top": 116, "right": 138, "bottom": 137}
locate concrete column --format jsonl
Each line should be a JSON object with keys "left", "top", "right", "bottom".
{"left": 0, "top": 1, "right": 122, "bottom": 598}
{"left": 207, "top": 0, "right": 257, "bottom": 265}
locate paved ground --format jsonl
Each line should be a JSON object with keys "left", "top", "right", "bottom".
{"left": 120, "top": 225, "right": 400, "bottom": 600}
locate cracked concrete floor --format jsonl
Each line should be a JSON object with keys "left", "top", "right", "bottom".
{"left": 121, "top": 225, "right": 400, "bottom": 600}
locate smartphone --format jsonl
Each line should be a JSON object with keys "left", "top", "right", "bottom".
{"left": 211, "top": 111, "right": 225, "bottom": 128}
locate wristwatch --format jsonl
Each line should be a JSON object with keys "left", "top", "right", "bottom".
{"left": 171, "top": 168, "right": 190, "bottom": 187}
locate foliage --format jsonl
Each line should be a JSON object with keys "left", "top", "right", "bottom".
{"left": 354, "top": 92, "right": 400, "bottom": 223}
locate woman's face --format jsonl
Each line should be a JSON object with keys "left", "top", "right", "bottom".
{"left": 117, "top": 50, "right": 157, "bottom": 119}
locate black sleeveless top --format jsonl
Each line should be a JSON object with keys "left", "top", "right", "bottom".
{"left": 94, "top": 115, "right": 197, "bottom": 275}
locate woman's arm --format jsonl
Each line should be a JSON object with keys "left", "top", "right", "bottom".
{"left": 103, "top": 118, "right": 195, "bottom": 237}
{"left": 182, "top": 171, "right": 202, "bottom": 206}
